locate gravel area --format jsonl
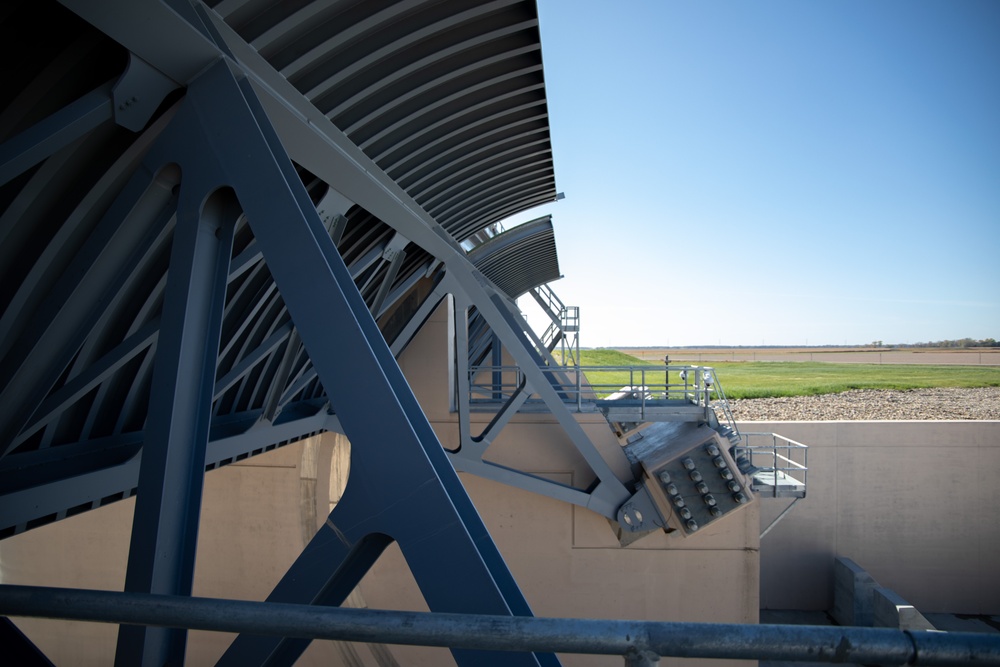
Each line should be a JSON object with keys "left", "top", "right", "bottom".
{"left": 729, "top": 387, "right": 1000, "bottom": 421}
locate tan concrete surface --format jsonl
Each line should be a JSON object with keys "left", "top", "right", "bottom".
{"left": 751, "top": 420, "right": 1000, "bottom": 615}
{"left": 0, "top": 440, "right": 369, "bottom": 666}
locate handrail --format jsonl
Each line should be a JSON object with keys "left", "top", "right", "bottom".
{"left": 531, "top": 283, "right": 565, "bottom": 317}
{"left": 3, "top": 584, "right": 998, "bottom": 666}
{"left": 703, "top": 367, "right": 738, "bottom": 438}
{"left": 540, "top": 321, "right": 561, "bottom": 350}
{"left": 739, "top": 432, "right": 809, "bottom": 499}
{"left": 467, "top": 364, "right": 741, "bottom": 435}
{"left": 561, "top": 305, "right": 579, "bottom": 332}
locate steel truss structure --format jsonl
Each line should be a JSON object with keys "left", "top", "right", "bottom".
{"left": 0, "top": 1, "right": 652, "bottom": 665}
{"left": 6, "top": 3, "right": 994, "bottom": 667}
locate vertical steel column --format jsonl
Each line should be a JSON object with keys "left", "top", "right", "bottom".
{"left": 492, "top": 332, "right": 503, "bottom": 400}
{"left": 178, "top": 61, "right": 557, "bottom": 667}
{"left": 116, "top": 177, "right": 236, "bottom": 665}
{"left": 449, "top": 284, "right": 532, "bottom": 453}
{"left": 453, "top": 290, "right": 476, "bottom": 448}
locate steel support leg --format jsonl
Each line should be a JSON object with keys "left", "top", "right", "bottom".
{"left": 170, "top": 60, "right": 556, "bottom": 667}
{"left": 115, "top": 176, "right": 236, "bottom": 663}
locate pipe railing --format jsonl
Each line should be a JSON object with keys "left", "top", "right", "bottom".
{"left": 469, "top": 365, "right": 727, "bottom": 404}
{"left": 1, "top": 585, "right": 998, "bottom": 666}
{"left": 468, "top": 364, "right": 739, "bottom": 431}
{"left": 741, "top": 431, "right": 809, "bottom": 498}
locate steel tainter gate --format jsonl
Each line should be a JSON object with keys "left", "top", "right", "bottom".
{"left": 0, "top": 0, "right": 650, "bottom": 664}
{"left": 0, "top": 0, "right": 567, "bottom": 664}
{"left": 0, "top": 1, "right": 964, "bottom": 666}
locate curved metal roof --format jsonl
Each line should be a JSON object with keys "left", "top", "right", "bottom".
{"left": 0, "top": 0, "right": 560, "bottom": 537}
{"left": 468, "top": 216, "right": 561, "bottom": 299}
{"left": 211, "top": 0, "right": 556, "bottom": 242}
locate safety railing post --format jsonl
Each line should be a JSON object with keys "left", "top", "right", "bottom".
{"left": 663, "top": 356, "right": 669, "bottom": 399}
{"left": 773, "top": 434, "right": 778, "bottom": 492}
{"left": 640, "top": 368, "right": 645, "bottom": 420}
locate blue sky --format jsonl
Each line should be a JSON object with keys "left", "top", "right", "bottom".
{"left": 505, "top": 0, "right": 1000, "bottom": 347}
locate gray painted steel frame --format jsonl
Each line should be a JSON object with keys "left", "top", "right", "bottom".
{"left": 0, "top": 1, "right": 627, "bottom": 664}
{"left": 116, "top": 155, "right": 238, "bottom": 664}
{"left": 135, "top": 58, "right": 556, "bottom": 667}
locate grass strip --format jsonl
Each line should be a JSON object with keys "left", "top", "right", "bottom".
{"left": 568, "top": 349, "right": 1000, "bottom": 400}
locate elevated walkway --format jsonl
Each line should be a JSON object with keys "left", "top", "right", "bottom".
{"left": 743, "top": 432, "right": 808, "bottom": 499}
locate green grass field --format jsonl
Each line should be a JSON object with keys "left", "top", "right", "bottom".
{"left": 568, "top": 349, "right": 1000, "bottom": 400}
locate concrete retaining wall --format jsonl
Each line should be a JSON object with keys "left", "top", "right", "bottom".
{"left": 831, "top": 556, "right": 937, "bottom": 630}
{"left": 872, "top": 586, "right": 937, "bottom": 631}
{"left": 831, "top": 557, "right": 877, "bottom": 626}
{"left": 748, "top": 420, "right": 1000, "bottom": 615}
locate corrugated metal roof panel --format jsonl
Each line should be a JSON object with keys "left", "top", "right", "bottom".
{"left": 468, "top": 216, "right": 560, "bottom": 299}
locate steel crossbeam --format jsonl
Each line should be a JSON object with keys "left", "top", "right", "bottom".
{"left": 0, "top": 81, "right": 114, "bottom": 186}
{"left": 0, "top": 408, "right": 330, "bottom": 537}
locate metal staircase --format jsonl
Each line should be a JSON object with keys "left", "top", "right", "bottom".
{"left": 528, "top": 283, "right": 580, "bottom": 364}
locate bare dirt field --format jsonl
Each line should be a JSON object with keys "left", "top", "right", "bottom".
{"left": 619, "top": 346, "right": 1000, "bottom": 366}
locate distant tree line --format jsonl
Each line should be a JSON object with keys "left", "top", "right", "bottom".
{"left": 889, "top": 338, "right": 999, "bottom": 348}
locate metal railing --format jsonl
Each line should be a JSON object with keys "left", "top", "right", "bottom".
{"left": 561, "top": 304, "right": 579, "bottom": 333}
{"left": 468, "top": 364, "right": 739, "bottom": 435}
{"left": 737, "top": 431, "right": 809, "bottom": 537}
{"left": 530, "top": 283, "right": 566, "bottom": 323}
{"left": 540, "top": 320, "right": 561, "bottom": 351}
{"left": 3, "top": 584, "right": 998, "bottom": 666}
{"left": 740, "top": 432, "right": 809, "bottom": 499}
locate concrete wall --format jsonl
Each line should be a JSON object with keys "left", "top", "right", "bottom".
{"left": 0, "top": 440, "right": 355, "bottom": 666}
{"left": 750, "top": 420, "right": 1000, "bottom": 615}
